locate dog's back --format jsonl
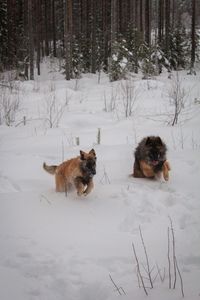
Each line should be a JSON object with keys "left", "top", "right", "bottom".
{"left": 56, "top": 157, "right": 82, "bottom": 181}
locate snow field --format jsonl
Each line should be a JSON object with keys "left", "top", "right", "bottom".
{"left": 0, "top": 67, "right": 200, "bottom": 299}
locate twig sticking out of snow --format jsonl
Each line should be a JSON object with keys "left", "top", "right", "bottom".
{"left": 169, "top": 217, "right": 177, "bottom": 289}
{"left": 167, "top": 226, "right": 172, "bottom": 289}
{"left": 40, "top": 194, "right": 51, "bottom": 204}
{"left": 132, "top": 242, "right": 148, "bottom": 296}
{"left": 97, "top": 128, "right": 101, "bottom": 144}
{"left": 156, "top": 263, "right": 165, "bottom": 283}
{"left": 139, "top": 226, "right": 153, "bottom": 288}
{"left": 99, "top": 167, "right": 111, "bottom": 184}
{"left": 168, "top": 216, "right": 184, "bottom": 298}
{"left": 109, "top": 274, "right": 126, "bottom": 296}
{"left": 175, "top": 257, "right": 185, "bottom": 298}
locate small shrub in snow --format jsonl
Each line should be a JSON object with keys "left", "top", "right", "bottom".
{"left": 0, "top": 85, "right": 20, "bottom": 126}
{"left": 131, "top": 222, "right": 184, "bottom": 298}
{"left": 167, "top": 72, "right": 187, "bottom": 126}
{"left": 103, "top": 85, "right": 118, "bottom": 113}
{"left": 43, "top": 82, "right": 69, "bottom": 128}
{"left": 120, "top": 78, "right": 139, "bottom": 118}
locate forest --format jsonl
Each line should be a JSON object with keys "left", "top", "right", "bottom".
{"left": 0, "top": 0, "right": 199, "bottom": 81}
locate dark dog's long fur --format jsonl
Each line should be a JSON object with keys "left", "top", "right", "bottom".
{"left": 132, "top": 136, "right": 170, "bottom": 180}
{"left": 43, "top": 149, "right": 97, "bottom": 195}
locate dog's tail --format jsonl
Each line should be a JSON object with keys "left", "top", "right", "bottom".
{"left": 43, "top": 162, "right": 57, "bottom": 175}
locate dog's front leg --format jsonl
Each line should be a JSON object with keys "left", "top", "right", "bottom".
{"left": 133, "top": 160, "right": 146, "bottom": 178}
{"left": 74, "top": 178, "right": 86, "bottom": 196}
{"left": 162, "top": 160, "right": 171, "bottom": 181}
{"left": 84, "top": 179, "right": 94, "bottom": 195}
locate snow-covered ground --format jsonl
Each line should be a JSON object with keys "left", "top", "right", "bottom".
{"left": 0, "top": 63, "right": 200, "bottom": 300}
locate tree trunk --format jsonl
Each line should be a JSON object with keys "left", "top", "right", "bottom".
{"left": 44, "top": 0, "right": 50, "bottom": 56}
{"left": 165, "top": 0, "right": 170, "bottom": 55}
{"left": 191, "top": 0, "right": 196, "bottom": 70}
{"left": 91, "top": 0, "right": 97, "bottom": 73}
{"left": 52, "top": 0, "right": 57, "bottom": 57}
{"left": 140, "top": 0, "right": 144, "bottom": 38}
{"left": 158, "top": 0, "right": 163, "bottom": 45}
{"left": 28, "top": 0, "right": 34, "bottom": 80}
{"left": 109, "top": 0, "right": 118, "bottom": 81}
{"left": 36, "top": 0, "right": 41, "bottom": 75}
{"left": 145, "top": 0, "right": 150, "bottom": 46}
{"left": 64, "top": 0, "right": 73, "bottom": 80}
{"left": 111, "top": 0, "right": 117, "bottom": 58}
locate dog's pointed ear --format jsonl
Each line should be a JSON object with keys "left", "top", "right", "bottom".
{"left": 156, "top": 136, "right": 163, "bottom": 146}
{"left": 80, "top": 150, "right": 86, "bottom": 160}
{"left": 89, "top": 148, "right": 96, "bottom": 157}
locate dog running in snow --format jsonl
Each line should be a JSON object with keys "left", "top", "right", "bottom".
{"left": 43, "top": 149, "right": 96, "bottom": 195}
{"left": 132, "top": 136, "right": 171, "bottom": 181}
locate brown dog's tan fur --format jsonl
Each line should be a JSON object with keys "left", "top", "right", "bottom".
{"left": 43, "top": 149, "right": 96, "bottom": 195}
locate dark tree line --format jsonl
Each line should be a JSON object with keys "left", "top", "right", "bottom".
{"left": 0, "top": 0, "right": 199, "bottom": 80}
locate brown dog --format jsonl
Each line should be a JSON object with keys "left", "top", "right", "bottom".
{"left": 132, "top": 136, "right": 171, "bottom": 181}
{"left": 43, "top": 149, "right": 97, "bottom": 195}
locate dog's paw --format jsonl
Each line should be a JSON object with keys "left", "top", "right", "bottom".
{"left": 77, "top": 190, "right": 84, "bottom": 196}
{"left": 163, "top": 172, "right": 169, "bottom": 181}
{"left": 83, "top": 189, "right": 91, "bottom": 196}
{"left": 165, "top": 160, "right": 171, "bottom": 171}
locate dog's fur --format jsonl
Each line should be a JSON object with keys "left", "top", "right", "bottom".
{"left": 43, "top": 149, "right": 97, "bottom": 195}
{"left": 132, "top": 136, "right": 170, "bottom": 181}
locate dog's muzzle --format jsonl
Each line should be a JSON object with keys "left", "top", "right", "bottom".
{"left": 89, "top": 170, "right": 96, "bottom": 177}
{"left": 151, "top": 160, "right": 159, "bottom": 166}
{"left": 88, "top": 170, "right": 96, "bottom": 178}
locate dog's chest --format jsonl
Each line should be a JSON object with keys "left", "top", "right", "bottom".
{"left": 79, "top": 175, "right": 91, "bottom": 185}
